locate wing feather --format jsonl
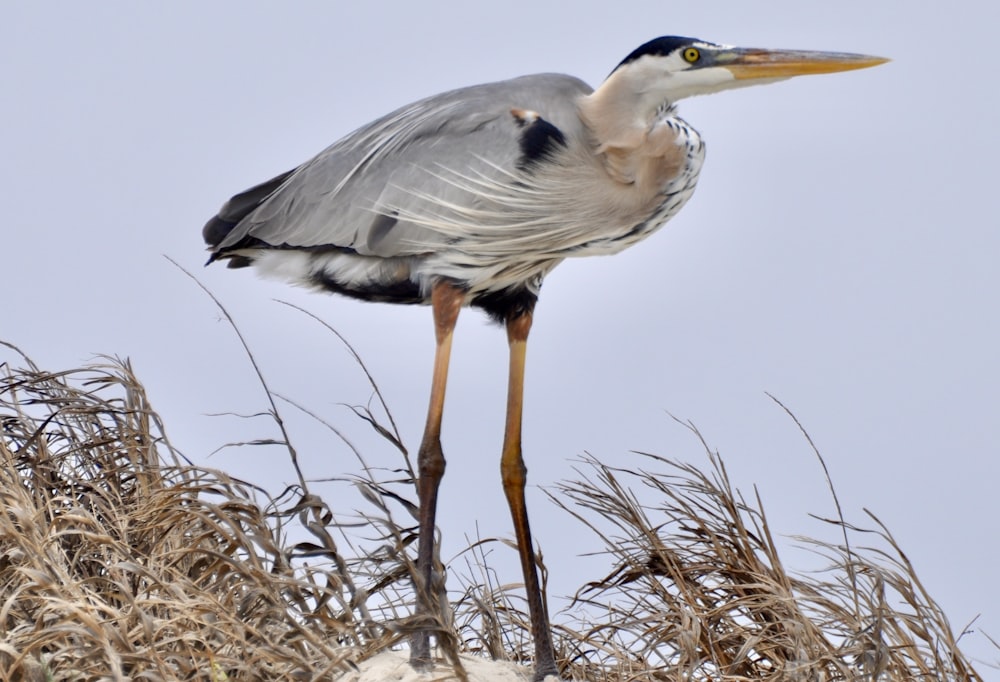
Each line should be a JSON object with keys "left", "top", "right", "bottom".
{"left": 209, "top": 74, "right": 593, "bottom": 260}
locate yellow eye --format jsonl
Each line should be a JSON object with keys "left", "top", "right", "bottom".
{"left": 683, "top": 47, "right": 700, "bottom": 63}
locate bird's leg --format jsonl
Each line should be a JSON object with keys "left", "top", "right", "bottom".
{"left": 502, "top": 309, "right": 559, "bottom": 681}
{"left": 409, "top": 279, "right": 464, "bottom": 671}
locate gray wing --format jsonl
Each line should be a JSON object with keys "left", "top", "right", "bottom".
{"left": 207, "top": 73, "right": 593, "bottom": 260}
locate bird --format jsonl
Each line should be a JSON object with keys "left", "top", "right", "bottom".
{"left": 202, "top": 35, "right": 886, "bottom": 681}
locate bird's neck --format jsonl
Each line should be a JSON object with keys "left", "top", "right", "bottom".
{"left": 578, "top": 68, "right": 683, "bottom": 186}
{"left": 579, "top": 67, "right": 672, "bottom": 155}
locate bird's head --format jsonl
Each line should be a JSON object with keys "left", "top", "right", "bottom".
{"left": 605, "top": 35, "right": 888, "bottom": 106}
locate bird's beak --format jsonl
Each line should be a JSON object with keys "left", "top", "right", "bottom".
{"left": 718, "top": 47, "right": 889, "bottom": 80}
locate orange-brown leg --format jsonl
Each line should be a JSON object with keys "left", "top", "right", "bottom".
{"left": 410, "top": 280, "right": 464, "bottom": 670}
{"left": 502, "top": 309, "right": 559, "bottom": 681}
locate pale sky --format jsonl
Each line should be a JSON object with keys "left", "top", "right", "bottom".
{"left": 4, "top": 1, "right": 998, "bottom": 671}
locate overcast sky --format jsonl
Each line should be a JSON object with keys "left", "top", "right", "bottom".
{"left": 4, "top": 1, "right": 998, "bottom": 671}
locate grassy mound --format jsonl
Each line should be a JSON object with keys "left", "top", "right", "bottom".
{"left": 0, "top": 341, "right": 986, "bottom": 680}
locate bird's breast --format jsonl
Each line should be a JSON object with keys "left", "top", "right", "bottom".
{"left": 570, "top": 115, "right": 706, "bottom": 254}
{"left": 371, "top": 114, "right": 706, "bottom": 299}
{"left": 631, "top": 115, "right": 706, "bottom": 235}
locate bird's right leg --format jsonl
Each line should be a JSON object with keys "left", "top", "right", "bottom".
{"left": 501, "top": 308, "right": 560, "bottom": 681}
{"left": 409, "top": 279, "right": 464, "bottom": 670}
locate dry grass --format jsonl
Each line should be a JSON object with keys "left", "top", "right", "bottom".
{"left": 0, "top": 342, "right": 387, "bottom": 680}
{"left": 0, "top": 335, "right": 989, "bottom": 681}
{"left": 549, "top": 448, "right": 984, "bottom": 681}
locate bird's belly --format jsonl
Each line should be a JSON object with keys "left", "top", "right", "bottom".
{"left": 253, "top": 250, "right": 424, "bottom": 304}
{"left": 251, "top": 246, "right": 559, "bottom": 308}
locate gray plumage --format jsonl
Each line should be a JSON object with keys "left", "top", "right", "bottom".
{"left": 204, "top": 72, "right": 705, "bottom": 317}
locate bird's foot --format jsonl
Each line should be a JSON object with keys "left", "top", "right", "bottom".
{"left": 409, "top": 631, "right": 433, "bottom": 672}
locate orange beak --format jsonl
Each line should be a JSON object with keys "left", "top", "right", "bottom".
{"left": 719, "top": 47, "right": 889, "bottom": 80}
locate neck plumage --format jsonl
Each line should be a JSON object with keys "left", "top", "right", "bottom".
{"left": 577, "top": 68, "right": 684, "bottom": 187}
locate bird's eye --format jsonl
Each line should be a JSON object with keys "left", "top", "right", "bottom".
{"left": 683, "top": 47, "right": 701, "bottom": 63}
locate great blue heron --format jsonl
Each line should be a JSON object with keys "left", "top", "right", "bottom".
{"left": 203, "top": 35, "right": 886, "bottom": 680}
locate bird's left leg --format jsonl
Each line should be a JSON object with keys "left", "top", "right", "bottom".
{"left": 410, "top": 279, "right": 464, "bottom": 671}
{"left": 501, "top": 307, "right": 560, "bottom": 681}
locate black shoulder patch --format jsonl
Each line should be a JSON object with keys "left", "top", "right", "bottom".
{"left": 612, "top": 35, "right": 704, "bottom": 72}
{"left": 510, "top": 108, "right": 567, "bottom": 170}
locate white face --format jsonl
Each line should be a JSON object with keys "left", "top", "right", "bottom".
{"left": 622, "top": 42, "right": 788, "bottom": 103}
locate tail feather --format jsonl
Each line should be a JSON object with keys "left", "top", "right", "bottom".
{"left": 202, "top": 168, "right": 297, "bottom": 263}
